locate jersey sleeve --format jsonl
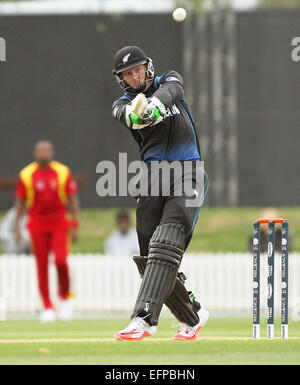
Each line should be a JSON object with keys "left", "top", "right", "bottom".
{"left": 65, "top": 173, "right": 78, "bottom": 196}
{"left": 15, "top": 176, "right": 27, "bottom": 200}
{"left": 151, "top": 71, "right": 184, "bottom": 108}
{"left": 112, "top": 97, "right": 131, "bottom": 128}
{"left": 160, "top": 71, "right": 184, "bottom": 87}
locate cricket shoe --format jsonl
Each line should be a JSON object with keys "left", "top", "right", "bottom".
{"left": 173, "top": 307, "right": 210, "bottom": 341}
{"left": 40, "top": 308, "right": 56, "bottom": 323}
{"left": 115, "top": 317, "right": 157, "bottom": 341}
{"left": 58, "top": 298, "right": 74, "bottom": 322}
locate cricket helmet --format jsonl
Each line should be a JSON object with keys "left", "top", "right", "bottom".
{"left": 113, "top": 46, "right": 154, "bottom": 94}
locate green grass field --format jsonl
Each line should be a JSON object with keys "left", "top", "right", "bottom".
{"left": 0, "top": 208, "right": 299, "bottom": 365}
{"left": 42, "top": 206, "right": 300, "bottom": 253}
{"left": 0, "top": 317, "right": 300, "bottom": 365}
{"left": 1, "top": 207, "right": 300, "bottom": 254}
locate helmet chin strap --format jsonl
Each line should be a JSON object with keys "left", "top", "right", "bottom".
{"left": 123, "top": 71, "right": 154, "bottom": 95}
{"left": 126, "top": 81, "right": 150, "bottom": 93}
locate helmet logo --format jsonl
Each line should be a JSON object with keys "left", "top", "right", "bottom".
{"left": 122, "top": 53, "right": 131, "bottom": 63}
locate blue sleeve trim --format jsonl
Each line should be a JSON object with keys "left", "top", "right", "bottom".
{"left": 138, "top": 130, "right": 144, "bottom": 139}
{"left": 154, "top": 75, "right": 163, "bottom": 87}
{"left": 120, "top": 93, "right": 134, "bottom": 102}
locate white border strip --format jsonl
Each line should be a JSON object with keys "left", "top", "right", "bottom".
{"left": 0, "top": 336, "right": 299, "bottom": 343}
{"left": 0, "top": 0, "right": 173, "bottom": 15}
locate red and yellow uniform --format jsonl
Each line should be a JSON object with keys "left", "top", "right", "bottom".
{"left": 16, "top": 161, "right": 78, "bottom": 309}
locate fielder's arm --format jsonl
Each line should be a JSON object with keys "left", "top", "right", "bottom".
{"left": 14, "top": 197, "right": 26, "bottom": 244}
{"left": 67, "top": 194, "right": 80, "bottom": 242}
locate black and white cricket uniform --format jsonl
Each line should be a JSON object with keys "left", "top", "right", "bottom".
{"left": 112, "top": 71, "right": 208, "bottom": 256}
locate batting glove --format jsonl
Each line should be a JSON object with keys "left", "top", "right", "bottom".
{"left": 125, "top": 94, "right": 153, "bottom": 130}
{"left": 143, "top": 96, "right": 166, "bottom": 126}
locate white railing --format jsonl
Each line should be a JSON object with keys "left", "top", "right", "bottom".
{"left": 0, "top": 253, "right": 300, "bottom": 317}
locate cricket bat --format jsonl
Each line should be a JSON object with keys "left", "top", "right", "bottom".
{"left": 131, "top": 93, "right": 148, "bottom": 117}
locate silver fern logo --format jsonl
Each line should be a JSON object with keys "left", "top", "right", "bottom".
{"left": 0, "top": 37, "right": 6, "bottom": 62}
{"left": 144, "top": 303, "right": 150, "bottom": 312}
{"left": 122, "top": 53, "right": 131, "bottom": 63}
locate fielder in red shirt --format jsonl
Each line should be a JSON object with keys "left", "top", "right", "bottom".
{"left": 14, "top": 141, "right": 80, "bottom": 323}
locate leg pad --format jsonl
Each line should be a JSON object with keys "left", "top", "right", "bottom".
{"left": 133, "top": 256, "right": 200, "bottom": 326}
{"left": 131, "top": 223, "right": 185, "bottom": 326}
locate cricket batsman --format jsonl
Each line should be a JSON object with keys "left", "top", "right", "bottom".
{"left": 15, "top": 141, "right": 79, "bottom": 322}
{"left": 112, "top": 46, "right": 209, "bottom": 340}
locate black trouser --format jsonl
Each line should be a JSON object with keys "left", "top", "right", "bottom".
{"left": 136, "top": 161, "right": 208, "bottom": 255}
{"left": 132, "top": 161, "right": 208, "bottom": 326}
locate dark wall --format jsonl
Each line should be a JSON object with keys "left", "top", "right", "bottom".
{"left": 236, "top": 10, "right": 300, "bottom": 206}
{"left": 0, "top": 11, "right": 299, "bottom": 209}
{"left": 0, "top": 14, "right": 183, "bottom": 209}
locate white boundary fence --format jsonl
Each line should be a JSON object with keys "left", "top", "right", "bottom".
{"left": 0, "top": 253, "right": 300, "bottom": 317}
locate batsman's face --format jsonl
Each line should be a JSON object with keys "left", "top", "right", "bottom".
{"left": 34, "top": 142, "right": 54, "bottom": 167}
{"left": 121, "top": 64, "right": 147, "bottom": 89}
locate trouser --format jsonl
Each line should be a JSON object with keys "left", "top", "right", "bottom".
{"left": 133, "top": 161, "right": 208, "bottom": 325}
{"left": 136, "top": 161, "right": 208, "bottom": 255}
{"left": 29, "top": 220, "right": 70, "bottom": 309}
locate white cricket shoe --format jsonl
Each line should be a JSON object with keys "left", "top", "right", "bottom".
{"left": 40, "top": 308, "right": 56, "bottom": 323}
{"left": 58, "top": 299, "right": 74, "bottom": 322}
{"left": 173, "top": 307, "right": 210, "bottom": 340}
{"left": 115, "top": 317, "right": 157, "bottom": 341}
